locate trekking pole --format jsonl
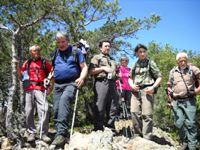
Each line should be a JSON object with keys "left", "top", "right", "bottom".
{"left": 165, "top": 88, "right": 173, "bottom": 124}
{"left": 70, "top": 89, "right": 79, "bottom": 139}
{"left": 118, "top": 79, "right": 129, "bottom": 137}
{"left": 39, "top": 88, "right": 47, "bottom": 140}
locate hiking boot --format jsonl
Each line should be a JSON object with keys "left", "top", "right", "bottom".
{"left": 42, "top": 134, "right": 51, "bottom": 143}
{"left": 178, "top": 143, "right": 188, "bottom": 150}
{"left": 27, "top": 133, "right": 35, "bottom": 142}
{"left": 51, "top": 135, "right": 65, "bottom": 146}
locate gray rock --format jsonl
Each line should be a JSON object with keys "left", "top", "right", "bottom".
{"left": 0, "top": 127, "right": 181, "bottom": 150}
{"left": 65, "top": 127, "right": 114, "bottom": 150}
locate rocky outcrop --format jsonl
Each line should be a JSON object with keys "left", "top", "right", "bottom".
{"left": 0, "top": 127, "right": 180, "bottom": 150}
{"left": 65, "top": 127, "right": 179, "bottom": 150}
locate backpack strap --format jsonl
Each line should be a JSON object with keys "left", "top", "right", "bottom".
{"left": 72, "top": 46, "right": 82, "bottom": 74}
{"left": 131, "top": 59, "right": 154, "bottom": 79}
{"left": 148, "top": 60, "right": 157, "bottom": 82}
{"left": 131, "top": 60, "right": 138, "bottom": 78}
{"left": 25, "top": 59, "right": 32, "bottom": 75}
{"left": 72, "top": 45, "right": 79, "bottom": 64}
{"left": 41, "top": 58, "right": 48, "bottom": 77}
{"left": 189, "top": 65, "right": 196, "bottom": 80}
{"left": 26, "top": 58, "right": 48, "bottom": 77}
{"left": 51, "top": 48, "right": 59, "bottom": 67}
{"left": 52, "top": 46, "right": 79, "bottom": 66}
{"left": 189, "top": 65, "right": 199, "bottom": 88}
{"left": 170, "top": 67, "right": 176, "bottom": 85}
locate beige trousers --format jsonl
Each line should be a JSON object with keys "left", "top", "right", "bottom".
{"left": 131, "top": 88, "right": 154, "bottom": 138}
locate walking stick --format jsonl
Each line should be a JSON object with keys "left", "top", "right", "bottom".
{"left": 70, "top": 89, "right": 79, "bottom": 139}
{"left": 165, "top": 89, "right": 173, "bottom": 123}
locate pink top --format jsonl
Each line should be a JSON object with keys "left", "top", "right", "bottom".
{"left": 116, "top": 66, "right": 132, "bottom": 91}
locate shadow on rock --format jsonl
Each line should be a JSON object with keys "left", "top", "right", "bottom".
{"left": 151, "top": 135, "right": 173, "bottom": 146}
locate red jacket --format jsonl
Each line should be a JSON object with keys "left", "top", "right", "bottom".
{"left": 21, "top": 59, "right": 52, "bottom": 91}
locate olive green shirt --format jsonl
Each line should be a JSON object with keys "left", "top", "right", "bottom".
{"left": 89, "top": 53, "right": 117, "bottom": 79}
{"left": 130, "top": 59, "right": 162, "bottom": 86}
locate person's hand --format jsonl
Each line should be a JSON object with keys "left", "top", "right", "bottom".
{"left": 144, "top": 86, "right": 154, "bottom": 94}
{"left": 75, "top": 77, "right": 84, "bottom": 88}
{"left": 118, "top": 72, "right": 122, "bottom": 78}
{"left": 101, "top": 66, "right": 112, "bottom": 73}
{"left": 132, "top": 85, "right": 140, "bottom": 92}
{"left": 167, "top": 101, "right": 173, "bottom": 109}
{"left": 44, "top": 78, "right": 50, "bottom": 88}
{"left": 47, "top": 85, "right": 53, "bottom": 95}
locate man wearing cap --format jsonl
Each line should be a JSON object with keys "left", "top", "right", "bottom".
{"left": 89, "top": 39, "right": 118, "bottom": 131}
{"left": 167, "top": 52, "right": 200, "bottom": 150}
{"left": 19, "top": 45, "right": 53, "bottom": 142}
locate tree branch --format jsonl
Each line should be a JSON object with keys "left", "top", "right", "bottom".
{"left": 10, "top": 14, "right": 21, "bottom": 27}
{"left": 84, "top": 0, "right": 104, "bottom": 26}
{"left": 0, "top": 24, "right": 14, "bottom": 33}
{"left": 21, "top": 11, "right": 48, "bottom": 29}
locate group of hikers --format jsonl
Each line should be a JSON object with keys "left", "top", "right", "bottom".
{"left": 16, "top": 31, "right": 199, "bottom": 150}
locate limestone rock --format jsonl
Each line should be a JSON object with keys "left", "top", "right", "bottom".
{"left": 1, "top": 137, "right": 12, "bottom": 150}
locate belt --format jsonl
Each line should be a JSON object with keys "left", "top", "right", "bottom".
{"left": 55, "top": 77, "right": 78, "bottom": 84}
{"left": 95, "top": 78, "right": 115, "bottom": 82}
{"left": 174, "top": 96, "right": 194, "bottom": 101}
{"left": 30, "top": 81, "right": 43, "bottom": 86}
{"left": 139, "top": 84, "right": 153, "bottom": 90}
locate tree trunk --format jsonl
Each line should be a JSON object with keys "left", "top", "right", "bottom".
{"left": 6, "top": 33, "right": 18, "bottom": 139}
{"left": 17, "top": 36, "right": 25, "bottom": 113}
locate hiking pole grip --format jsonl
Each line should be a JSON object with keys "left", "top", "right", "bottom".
{"left": 70, "top": 89, "right": 79, "bottom": 139}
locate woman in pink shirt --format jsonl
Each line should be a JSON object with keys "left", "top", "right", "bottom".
{"left": 116, "top": 55, "right": 132, "bottom": 115}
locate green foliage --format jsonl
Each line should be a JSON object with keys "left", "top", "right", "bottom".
{"left": 0, "top": 31, "right": 11, "bottom": 98}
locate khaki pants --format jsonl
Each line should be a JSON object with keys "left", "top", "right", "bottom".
{"left": 25, "top": 90, "right": 49, "bottom": 134}
{"left": 131, "top": 89, "right": 154, "bottom": 138}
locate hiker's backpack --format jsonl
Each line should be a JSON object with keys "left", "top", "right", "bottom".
{"left": 22, "top": 58, "right": 48, "bottom": 88}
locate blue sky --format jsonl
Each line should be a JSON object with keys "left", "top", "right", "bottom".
{"left": 87, "top": 0, "right": 199, "bottom": 66}
{"left": 118, "top": 0, "right": 200, "bottom": 54}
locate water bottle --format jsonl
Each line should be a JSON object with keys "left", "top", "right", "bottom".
{"left": 22, "top": 70, "right": 29, "bottom": 81}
